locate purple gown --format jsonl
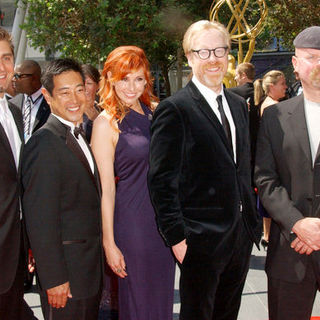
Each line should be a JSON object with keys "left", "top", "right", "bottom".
{"left": 114, "top": 103, "right": 175, "bottom": 320}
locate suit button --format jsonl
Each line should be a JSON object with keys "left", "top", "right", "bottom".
{"left": 208, "top": 188, "right": 215, "bottom": 195}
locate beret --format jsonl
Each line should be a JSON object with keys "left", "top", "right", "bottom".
{"left": 294, "top": 26, "right": 320, "bottom": 49}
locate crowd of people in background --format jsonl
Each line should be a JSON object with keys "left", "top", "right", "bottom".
{"left": 0, "top": 19, "right": 320, "bottom": 320}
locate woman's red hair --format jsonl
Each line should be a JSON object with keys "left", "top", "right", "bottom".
{"left": 99, "top": 46, "right": 158, "bottom": 126}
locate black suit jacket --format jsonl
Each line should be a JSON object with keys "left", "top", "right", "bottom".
{"left": 230, "top": 83, "right": 259, "bottom": 163}
{"left": 148, "top": 81, "right": 261, "bottom": 259}
{"left": 9, "top": 93, "right": 51, "bottom": 133}
{"left": 22, "top": 115, "right": 103, "bottom": 299}
{"left": 255, "top": 94, "right": 320, "bottom": 283}
{"left": 0, "top": 103, "right": 24, "bottom": 294}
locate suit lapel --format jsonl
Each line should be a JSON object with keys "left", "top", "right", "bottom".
{"left": 0, "top": 122, "right": 16, "bottom": 168}
{"left": 287, "top": 94, "right": 312, "bottom": 168}
{"left": 225, "top": 89, "right": 243, "bottom": 166}
{"left": 187, "top": 82, "right": 234, "bottom": 161}
{"left": 10, "top": 94, "right": 24, "bottom": 111}
{"left": 33, "top": 98, "right": 50, "bottom": 132}
{"left": 81, "top": 134, "right": 102, "bottom": 196}
{"left": 65, "top": 129, "right": 100, "bottom": 194}
{"left": 0, "top": 103, "right": 24, "bottom": 170}
{"left": 8, "top": 103, "right": 24, "bottom": 143}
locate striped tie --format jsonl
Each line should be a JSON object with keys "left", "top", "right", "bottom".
{"left": 23, "top": 96, "right": 32, "bottom": 136}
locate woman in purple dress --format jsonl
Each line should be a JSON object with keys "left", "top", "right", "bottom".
{"left": 91, "top": 46, "right": 175, "bottom": 320}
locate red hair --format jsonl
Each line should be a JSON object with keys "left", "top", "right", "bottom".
{"left": 99, "top": 46, "right": 158, "bottom": 125}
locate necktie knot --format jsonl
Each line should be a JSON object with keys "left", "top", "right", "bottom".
{"left": 216, "top": 95, "right": 223, "bottom": 111}
{"left": 74, "top": 123, "right": 85, "bottom": 139}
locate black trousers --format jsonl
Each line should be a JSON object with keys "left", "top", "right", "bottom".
{"left": 0, "top": 233, "right": 36, "bottom": 320}
{"left": 40, "top": 288, "right": 101, "bottom": 320}
{"left": 268, "top": 259, "right": 318, "bottom": 320}
{"left": 179, "top": 218, "right": 253, "bottom": 320}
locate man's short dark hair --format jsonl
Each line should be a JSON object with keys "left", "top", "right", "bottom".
{"left": 41, "top": 58, "right": 85, "bottom": 95}
{"left": 0, "top": 27, "right": 14, "bottom": 54}
{"left": 237, "top": 62, "right": 255, "bottom": 81}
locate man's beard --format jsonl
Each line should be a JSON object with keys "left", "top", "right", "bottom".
{"left": 202, "top": 62, "right": 225, "bottom": 88}
{"left": 310, "top": 65, "right": 320, "bottom": 88}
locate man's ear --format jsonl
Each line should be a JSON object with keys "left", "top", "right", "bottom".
{"left": 292, "top": 56, "right": 298, "bottom": 72}
{"left": 41, "top": 87, "right": 52, "bottom": 106}
{"left": 186, "top": 53, "right": 193, "bottom": 69}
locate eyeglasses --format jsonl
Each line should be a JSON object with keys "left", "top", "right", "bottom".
{"left": 191, "top": 47, "right": 229, "bottom": 60}
{"left": 13, "top": 73, "right": 33, "bottom": 79}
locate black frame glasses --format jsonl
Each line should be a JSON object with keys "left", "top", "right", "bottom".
{"left": 191, "top": 47, "right": 229, "bottom": 60}
{"left": 13, "top": 73, "right": 33, "bottom": 79}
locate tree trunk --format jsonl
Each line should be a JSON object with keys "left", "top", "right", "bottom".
{"left": 160, "top": 63, "right": 171, "bottom": 98}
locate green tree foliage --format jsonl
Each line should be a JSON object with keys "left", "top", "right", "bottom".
{"left": 266, "top": 0, "right": 320, "bottom": 50}
{"left": 22, "top": 1, "right": 317, "bottom": 93}
{"left": 21, "top": 0, "right": 203, "bottom": 95}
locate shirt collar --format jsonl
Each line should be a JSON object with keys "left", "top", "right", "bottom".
{"left": 192, "top": 75, "right": 224, "bottom": 101}
{"left": 305, "top": 97, "right": 320, "bottom": 108}
{"left": 0, "top": 96, "right": 9, "bottom": 114}
{"left": 52, "top": 113, "right": 76, "bottom": 130}
{"left": 25, "top": 87, "right": 43, "bottom": 103}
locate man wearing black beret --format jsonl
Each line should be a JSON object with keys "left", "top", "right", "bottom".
{"left": 255, "top": 26, "right": 320, "bottom": 320}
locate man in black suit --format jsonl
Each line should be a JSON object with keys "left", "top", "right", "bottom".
{"left": 11, "top": 60, "right": 50, "bottom": 142}
{"left": 230, "top": 62, "right": 259, "bottom": 167}
{"left": 255, "top": 26, "right": 320, "bottom": 320}
{"left": 231, "top": 62, "right": 255, "bottom": 104}
{"left": 0, "top": 27, "right": 35, "bottom": 319}
{"left": 148, "top": 20, "right": 261, "bottom": 320}
{"left": 22, "top": 58, "right": 103, "bottom": 320}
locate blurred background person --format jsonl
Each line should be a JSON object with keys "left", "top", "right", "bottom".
{"left": 11, "top": 60, "right": 50, "bottom": 143}
{"left": 254, "top": 70, "right": 287, "bottom": 116}
{"left": 230, "top": 62, "right": 258, "bottom": 184}
{"left": 81, "top": 64, "right": 101, "bottom": 142}
{"left": 91, "top": 46, "right": 175, "bottom": 320}
{"left": 288, "top": 71, "right": 303, "bottom": 98}
{"left": 254, "top": 70, "right": 287, "bottom": 249}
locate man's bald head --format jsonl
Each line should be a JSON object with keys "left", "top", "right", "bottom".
{"left": 13, "top": 60, "right": 42, "bottom": 95}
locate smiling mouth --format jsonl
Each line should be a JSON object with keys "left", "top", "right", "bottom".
{"left": 207, "top": 66, "right": 220, "bottom": 72}
{"left": 68, "top": 106, "right": 80, "bottom": 112}
{"left": 125, "top": 93, "right": 136, "bottom": 97}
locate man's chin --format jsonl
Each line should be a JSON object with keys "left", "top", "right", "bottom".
{"left": 204, "top": 75, "right": 224, "bottom": 90}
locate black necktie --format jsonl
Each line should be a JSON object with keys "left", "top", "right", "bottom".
{"left": 216, "top": 95, "right": 233, "bottom": 155}
{"left": 74, "top": 123, "right": 85, "bottom": 139}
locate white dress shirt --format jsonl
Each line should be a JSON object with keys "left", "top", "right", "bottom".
{"left": 192, "top": 76, "right": 237, "bottom": 162}
{"left": 52, "top": 114, "right": 95, "bottom": 173}
{"left": 304, "top": 97, "right": 320, "bottom": 165}
{"left": 0, "top": 97, "right": 22, "bottom": 168}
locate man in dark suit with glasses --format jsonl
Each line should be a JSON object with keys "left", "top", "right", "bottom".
{"left": 148, "top": 20, "right": 261, "bottom": 320}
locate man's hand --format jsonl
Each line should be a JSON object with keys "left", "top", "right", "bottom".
{"left": 47, "top": 282, "right": 72, "bottom": 309}
{"left": 290, "top": 237, "right": 314, "bottom": 255}
{"left": 28, "top": 249, "right": 35, "bottom": 273}
{"left": 292, "top": 217, "right": 320, "bottom": 251}
{"left": 172, "top": 239, "right": 187, "bottom": 264}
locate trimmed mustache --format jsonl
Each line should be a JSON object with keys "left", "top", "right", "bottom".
{"left": 203, "top": 62, "right": 225, "bottom": 70}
